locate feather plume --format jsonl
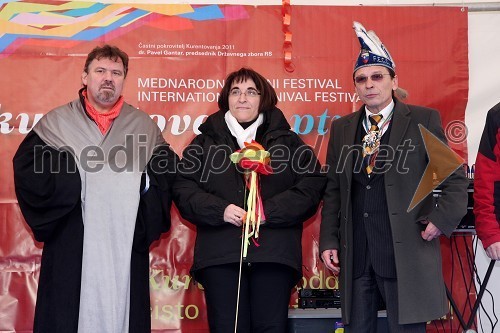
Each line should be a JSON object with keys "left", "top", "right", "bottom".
{"left": 353, "top": 22, "right": 384, "bottom": 55}
{"left": 353, "top": 21, "right": 395, "bottom": 69}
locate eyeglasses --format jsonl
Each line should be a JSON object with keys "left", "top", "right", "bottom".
{"left": 354, "top": 73, "right": 392, "bottom": 84}
{"left": 229, "top": 88, "right": 261, "bottom": 97}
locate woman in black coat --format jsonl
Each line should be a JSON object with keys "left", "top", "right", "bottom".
{"left": 173, "top": 68, "right": 326, "bottom": 333}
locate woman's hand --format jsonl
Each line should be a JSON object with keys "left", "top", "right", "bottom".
{"left": 223, "top": 204, "right": 246, "bottom": 227}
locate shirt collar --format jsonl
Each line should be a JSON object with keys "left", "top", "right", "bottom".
{"left": 364, "top": 99, "right": 394, "bottom": 124}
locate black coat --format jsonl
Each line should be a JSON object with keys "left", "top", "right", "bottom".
{"left": 13, "top": 131, "right": 177, "bottom": 333}
{"left": 174, "top": 108, "right": 326, "bottom": 281}
{"left": 320, "top": 100, "right": 468, "bottom": 324}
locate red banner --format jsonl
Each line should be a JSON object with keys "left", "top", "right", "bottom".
{"left": 0, "top": 4, "right": 469, "bottom": 332}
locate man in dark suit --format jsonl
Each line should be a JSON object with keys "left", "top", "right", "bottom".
{"left": 319, "top": 22, "right": 469, "bottom": 332}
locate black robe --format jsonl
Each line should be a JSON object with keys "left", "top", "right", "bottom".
{"left": 13, "top": 130, "right": 177, "bottom": 333}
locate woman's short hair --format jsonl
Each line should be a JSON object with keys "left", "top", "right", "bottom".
{"left": 218, "top": 68, "right": 278, "bottom": 112}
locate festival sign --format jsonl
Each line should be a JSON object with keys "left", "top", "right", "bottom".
{"left": 0, "top": 3, "right": 468, "bottom": 332}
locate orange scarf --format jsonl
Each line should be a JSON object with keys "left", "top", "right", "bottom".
{"left": 82, "top": 90, "right": 124, "bottom": 134}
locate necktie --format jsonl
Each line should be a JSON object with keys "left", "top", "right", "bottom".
{"left": 362, "top": 114, "right": 383, "bottom": 175}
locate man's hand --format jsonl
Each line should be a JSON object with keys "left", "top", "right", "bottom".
{"left": 420, "top": 220, "right": 442, "bottom": 241}
{"left": 321, "top": 249, "right": 340, "bottom": 274}
{"left": 485, "top": 242, "right": 500, "bottom": 260}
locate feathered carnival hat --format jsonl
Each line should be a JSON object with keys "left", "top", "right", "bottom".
{"left": 353, "top": 21, "right": 395, "bottom": 74}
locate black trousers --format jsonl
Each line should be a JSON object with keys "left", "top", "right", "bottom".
{"left": 197, "top": 262, "right": 296, "bottom": 333}
{"left": 347, "top": 256, "right": 426, "bottom": 333}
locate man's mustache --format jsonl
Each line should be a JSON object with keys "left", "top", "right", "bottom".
{"left": 100, "top": 83, "right": 115, "bottom": 91}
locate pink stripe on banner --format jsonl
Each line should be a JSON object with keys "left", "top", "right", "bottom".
{"left": 219, "top": 5, "right": 249, "bottom": 21}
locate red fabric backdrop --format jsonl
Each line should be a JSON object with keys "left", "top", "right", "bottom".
{"left": 0, "top": 4, "right": 469, "bottom": 332}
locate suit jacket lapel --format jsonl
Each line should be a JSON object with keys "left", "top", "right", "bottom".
{"left": 387, "top": 99, "right": 411, "bottom": 153}
{"left": 343, "top": 110, "right": 363, "bottom": 187}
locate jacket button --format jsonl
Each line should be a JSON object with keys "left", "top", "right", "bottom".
{"left": 366, "top": 185, "right": 371, "bottom": 190}
{"left": 363, "top": 213, "right": 369, "bottom": 218}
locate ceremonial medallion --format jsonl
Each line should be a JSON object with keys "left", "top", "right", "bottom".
{"left": 362, "top": 130, "right": 381, "bottom": 156}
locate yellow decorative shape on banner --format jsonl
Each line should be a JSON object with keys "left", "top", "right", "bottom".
{"left": 0, "top": 2, "right": 195, "bottom": 35}
{"left": 1, "top": 4, "right": 128, "bottom": 37}
{"left": 93, "top": 12, "right": 128, "bottom": 27}
{"left": 0, "top": 2, "right": 94, "bottom": 20}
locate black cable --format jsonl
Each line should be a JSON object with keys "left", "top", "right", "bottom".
{"left": 449, "top": 236, "right": 456, "bottom": 333}
{"left": 450, "top": 236, "right": 468, "bottom": 333}
{"left": 478, "top": 290, "right": 497, "bottom": 333}
{"left": 453, "top": 235, "right": 476, "bottom": 331}
{"left": 473, "top": 236, "right": 498, "bottom": 332}
{"left": 431, "top": 318, "right": 438, "bottom": 331}
{"left": 470, "top": 236, "right": 498, "bottom": 332}
{"left": 461, "top": 235, "right": 479, "bottom": 330}
{"left": 440, "top": 316, "right": 446, "bottom": 332}
{"left": 432, "top": 314, "right": 446, "bottom": 332}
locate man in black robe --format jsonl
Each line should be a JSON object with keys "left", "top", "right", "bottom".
{"left": 13, "top": 45, "right": 177, "bottom": 333}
